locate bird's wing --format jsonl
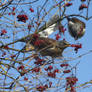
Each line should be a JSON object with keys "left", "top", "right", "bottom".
{"left": 39, "top": 15, "right": 59, "bottom": 31}
{"left": 38, "top": 15, "right": 60, "bottom": 37}
{"left": 36, "top": 37, "right": 56, "bottom": 48}
{"left": 39, "top": 23, "right": 57, "bottom": 38}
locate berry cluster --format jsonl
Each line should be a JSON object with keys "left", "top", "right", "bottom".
{"left": 36, "top": 81, "right": 53, "bottom": 91}
{"left": 71, "top": 44, "right": 82, "bottom": 53}
{"left": 17, "top": 65, "right": 28, "bottom": 76}
{"left": 8, "top": 7, "right": 16, "bottom": 15}
{"left": 66, "top": 77, "right": 78, "bottom": 92}
{"left": 34, "top": 58, "right": 45, "bottom": 65}
{"left": 59, "top": 26, "right": 66, "bottom": 35}
{"left": 36, "top": 85, "right": 48, "bottom": 92}
{"left": 61, "top": 63, "right": 71, "bottom": 73}
{"left": 1, "top": 29, "right": 7, "bottom": 36}
{"left": 17, "top": 14, "right": 28, "bottom": 23}
{"left": 44, "top": 65, "right": 59, "bottom": 78}
{"left": 79, "top": 4, "right": 88, "bottom": 10}
{"left": 65, "top": 3, "right": 72, "bottom": 7}
{"left": 31, "top": 34, "right": 45, "bottom": 46}
{"left": 47, "top": 72, "right": 56, "bottom": 78}
{"left": 55, "top": 34, "right": 61, "bottom": 40}
{"left": 2, "top": 52, "right": 6, "bottom": 57}
{"left": 32, "top": 67, "right": 40, "bottom": 73}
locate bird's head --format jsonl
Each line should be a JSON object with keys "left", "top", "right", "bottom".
{"left": 58, "top": 40, "right": 70, "bottom": 49}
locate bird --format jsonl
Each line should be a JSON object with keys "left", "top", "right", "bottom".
{"left": 22, "top": 34, "right": 70, "bottom": 58}
{"left": 39, "top": 14, "right": 62, "bottom": 38}
{"left": 1, "top": 15, "right": 66, "bottom": 58}
{"left": 67, "top": 17, "right": 85, "bottom": 40}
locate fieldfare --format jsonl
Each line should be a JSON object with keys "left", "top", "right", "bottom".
{"left": 21, "top": 34, "right": 70, "bottom": 58}
{"left": 67, "top": 17, "right": 85, "bottom": 40}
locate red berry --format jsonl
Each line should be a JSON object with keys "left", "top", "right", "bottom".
{"left": 32, "top": 67, "right": 40, "bottom": 72}
{"left": 37, "top": 58, "right": 44, "bottom": 62}
{"left": 59, "top": 26, "right": 66, "bottom": 35}
{"left": 65, "top": 3, "right": 72, "bottom": 7}
{"left": 71, "top": 44, "right": 82, "bottom": 53}
{"left": 48, "top": 72, "right": 56, "bottom": 78}
{"left": 35, "top": 22, "right": 40, "bottom": 26}
{"left": 17, "top": 65, "right": 24, "bottom": 70}
{"left": 81, "top": 0, "right": 86, "bottom": 2}
{"left": 8, "top": 13, "right": 11, "bottom": 15}
{"left": 28, "top": 24, "right": 31, "bottom": 30}
{"left": 34, "top": 58, "right": 44, "bottom": 65}
{"left": 71, "top": 44, "right": 82, "bottom": 48}
{"left": 55, "top": 34, "right": 61, "bottom": 40}
{"left": 2, "top": 52, "right": 6, "bottom": 57}
{"left": 71, "top": 86, "right": 76, "bottom": 92}
{"left": 20, "top": 65, "right": 24, "bottom": 69}
{"left": 37, "top": 86, "right": 45, "bottom": 91}
{"left": 1, "top": 29, "right": 7, "bottom": 35}
{"left": 30, "top": 8, "right": 34, "bottom": 12}
{"left": 24, "top": 77, "right": 28, "bottom": 81}
{"left": 48, "top": 65, "right": 53, "bottom": 70}
{"left": 44, "top": 68, "right": 48, "bottom": 71}
{"left": 13, "top": 7, "right": 15, "bottom": 11}
{"left": 17, "top": 14, "right": 28, "bottom": 23}
{"left": 53, "top": 69, "right": 59, "bottom": 73}
{"left": 10, "top": 54, "right": 16, "bottom": 58}
{"left": 63, "top": 70, "right": 71, "bottom": 73}
{"left": 66, "top": 77, "right": 78, "bottom": 86}
{"left": 3, "top": 46, "right": 9, "bottom": 49}
{"left": 60, "top": 64, "right": 69, "bottom": 67}
{"left": 66, "top": 77, "right": 71, "bottom": 80}
{"left": 12, "top": 12, "right": 15, "bottom": 15}
{"left": 3, "top": 52, "right": 6, "bottom": 55}
{"left": 72, "top": 77, "right": 78, "bottom": 82}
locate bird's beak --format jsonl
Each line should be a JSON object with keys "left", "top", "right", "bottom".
{"left": 65, "top": 43, "right": 71, "bottom": 47}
